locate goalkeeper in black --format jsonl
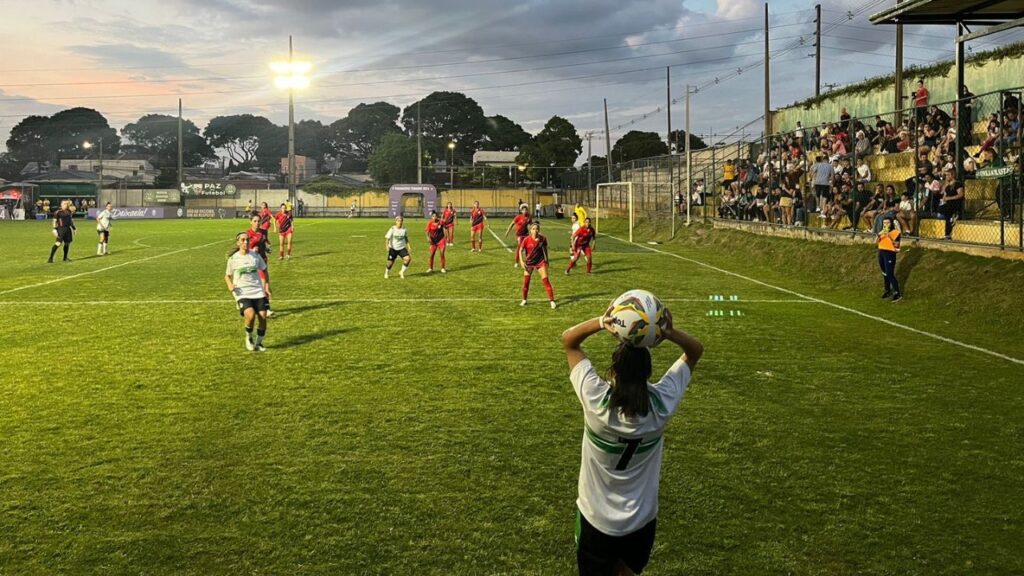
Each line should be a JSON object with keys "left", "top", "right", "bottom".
{"left": 48, "top": 199, "right": 76, "bottom": 263}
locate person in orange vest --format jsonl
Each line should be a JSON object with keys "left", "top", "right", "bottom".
{"left": 877, "top": 216, "right": 902, "bottom": 302}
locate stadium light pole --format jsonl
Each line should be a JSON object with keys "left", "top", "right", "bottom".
{"left": 448, "top": 140, "right": 456, "bottom": 188}
{"left": 271, "top": 36, "right": 311, "bottom": 206}
{"left": 82, "top": 137, "right": 103, "bottom": 200}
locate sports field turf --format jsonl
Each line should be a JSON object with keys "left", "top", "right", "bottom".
{"left": 1, "top": 217, "right": 1022, "bottom": 575}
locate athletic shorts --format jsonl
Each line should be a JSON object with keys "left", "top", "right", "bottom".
{"left": 471, "top": 223, "right": 484, "bottom": 232}
{"left": 279, "top": 230, "right": 293, "bottom": 238}
{"left": 573, "top": 246, "right": 592, "bottom": 258}
{"left": 430, "top": 240, "right": 447, "bottom": 250}
{"left": 56, "top": 227, "right": 73, "bottom": 244}
{"left": 97, "top": 229, "right": 110, "bottom": 240}
{"left": 237, "top": 297, "right": 269, "bottom": 317}
{"left": 388, "top": 247, "right": 410, "bottom": 261}
{"left": 576, "top": 510, "right": 657, "bottom": 575}
{"left": 524, "top": 261, "right": 548, "bottom": 273}
{"left": 444, "top": 223, "right": 455, "bottom": 229}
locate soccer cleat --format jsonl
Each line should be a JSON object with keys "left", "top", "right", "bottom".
{"left": 520, "top": 299, "right": 527, "bottom": 307}
{"left": 285, "top": 255, "right": 291, "bottom": 260}
{"left": 399, "top": 269, "right": 405, "bottom": 279}
{"left": 440, "top": 268, "right": 447, "bottom": 274}
{"left": 255, "top": 343, "right": 266, "bottom": 352}
{"left": 279, "top": 256, "right": 285, "bottom": 261}
{"left": 513, "top": 263, "right": 519, "bottom": 269}
{"left": 63, "top": 258, "right": 71, "bottom": 262}
{"left": 47, "top": 259, "right": 53, "bottom": 264}
{"left": 550, "top": 300, "right": 557, "bottom": 309}
{"left": 565, "top": 269, "right": 570, "bottom": 275}
{"left": 880, "top": 291, "right": 892, "bottom": 299}
{"left": 426, "top": 268, "right": 433, "bottom": 274}
{"left": 245, "top": 336, "right": 255, "bottom": 351}
{"left": 384, "top": 270, "right": 389, "bottom": 279}
{"left": 266, "top": 309, "right": 274, "bottom": 318}
{"left": 891, "top": 293, "right": 903, "bottom": 302}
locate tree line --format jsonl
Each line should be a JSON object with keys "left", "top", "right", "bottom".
{"left": 1, "top": 91, "right": 706, "bottom": 187}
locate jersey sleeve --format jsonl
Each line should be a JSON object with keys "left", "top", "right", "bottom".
{"left": 385, "top": 227, "right": 393, "bottom": 241}
{"left": 225, "top": 258, "right": 235, "bottom": 278}
{"left": 650, "top": 359, "right": 692, "bottom": 416}
{"left": 570, "top": 359, "right": 610, "bottom": 412}
{"left": 257, "top": 256, "right": 267, "bottom": 272}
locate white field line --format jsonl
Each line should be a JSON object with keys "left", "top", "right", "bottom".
{"left": 132, "top": 236, "right": 152, "bottom": 248}
{"left": 0, "top": 297, "right": 814, "bottom": 306}
{"left": 592, "top": 228, "right": 1024, "bottom": 367}
{"left": 488, "top": 228, "right": 514, "bottom": 253}
{"left": 0, "top": 239, "right": 226, "bottom": 297}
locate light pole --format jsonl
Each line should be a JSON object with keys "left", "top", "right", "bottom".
{"left": 82, "top": 137, "right": 103, "bottom": 199}
{"left": 448, "top": 140, "right": 456, "bottom": 188}
{"left": 271, "top": 37, "right": 311, "bottom": 206}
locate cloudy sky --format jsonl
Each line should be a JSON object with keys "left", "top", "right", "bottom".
{"left": 1, "top": 0, "right": 1019, "bottom": 161}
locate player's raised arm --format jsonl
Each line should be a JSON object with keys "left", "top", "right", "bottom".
{"left": 560, "top": 316, "right": 612, "bottom": 370}
{"left": 661, "top": 312, "right": 703, "bottom": 370}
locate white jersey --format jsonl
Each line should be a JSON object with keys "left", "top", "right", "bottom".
{"left": 385, "top": 226, "right": 409, "bottom": 250}
{"left": 225, "top": 250, "right": 266, "bottom": 300}
{"left": 571, "top": 222, "right": 581, "bottom": 237}
{"left": 571, "top": 357, "right": 692, "bottom": 536}
{"left": 96, "top": 209, "right": 113, "bottom": 231}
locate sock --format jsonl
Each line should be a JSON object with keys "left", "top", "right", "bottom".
{"left": 103, "top": 243, "right": 108, "bottom": 254}
{"left": 586, "top": 258, "right": 592, "bottom": 273}
{"left": 567, "top": 256, "right": 576, "bottom": 271}
{"left": 49, "top": 245, "right": 58, "bottom": 260}
{"left": 62, "top": 244, "right": 69, "bottom": 259}
{"left": 400, "top": 264, "right": 408, "bottom": 274}
{"left": 287, "top": 246, "right": 292, "bottom": 255}
{"left": 245, "top": 325, "right": 254, "bottom": 342}
{"left": 429, "top": 247, "right": 436, "bottom": 269}
{"left": 256, "top": 328, "right": 266, "bottom": 345}
{"left": 522, "top": 275, "right": 531, "bottom": 300}
{"left": 98, "top": 243, "right": 103, "bottom": 253}
{"left": 441, "top": 253, "right": 446, "bottom": 268}
{"left": 280, "top": 248, "right": 284, "bottom": 258}
{"left": 543, "top": 277, "right": 554, "bottom": 301}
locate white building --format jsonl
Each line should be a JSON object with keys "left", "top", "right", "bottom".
{"left": 61, "top": 154, "right": 159, "bottom": 186}
{"left": 472, "top": 151, "right": 520, "bottom": 167}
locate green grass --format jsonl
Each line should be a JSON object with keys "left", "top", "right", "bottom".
{"left": 0, "top": 217, "right": 1021, "bottom": 575}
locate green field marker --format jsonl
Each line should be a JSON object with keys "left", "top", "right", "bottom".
{"left": 707, "top": 309, "right": 744, "bottom": 318}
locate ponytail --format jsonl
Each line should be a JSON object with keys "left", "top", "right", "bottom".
{"left": 606, "top": 343, "right": 653, "bottom": 418}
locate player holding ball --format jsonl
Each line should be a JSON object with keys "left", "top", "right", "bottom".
{"left": 561, "top": 291, "right": 703, "bottom": 576}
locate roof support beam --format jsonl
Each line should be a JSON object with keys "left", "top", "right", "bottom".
{"left": 957, "top": 15, "right": 1024, "bottom": 42}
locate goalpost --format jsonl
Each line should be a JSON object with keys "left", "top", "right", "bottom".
{"left": 595, "top": 182, "right": 634, "bottom": 243}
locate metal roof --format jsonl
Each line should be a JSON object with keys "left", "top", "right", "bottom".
{"left": 870, "top": 0, "right": 1024, "bottom": 25}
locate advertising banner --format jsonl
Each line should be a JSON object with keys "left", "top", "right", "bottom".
{"left": 143, "top": 189, "right": 182, "bottom": 204}
{"left": 180, "top": 182, "right": 238, "bottom": 197}
{"left": 87, "top": 207, "right": 169, "bottom": 219}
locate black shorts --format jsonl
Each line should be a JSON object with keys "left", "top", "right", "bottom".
{"left": 387, "top": 247, "right": 410, "bottom": 261}
{"left": 577, "top": 510, "right": 657, "bottom": 576}
{"left": 237, "top": 297, "right": 269, "bottom": 317}
{"left": 56, "top": 228, "right": 73, "bottom": 244}
{"left": 98, "top": 229, "right": 110, "bottom": 240}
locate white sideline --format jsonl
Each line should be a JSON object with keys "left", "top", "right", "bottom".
{"left": 594, "top": 229, "right": 1024, "bottom": 367}
{"left": 0, "top": 297, "right": 814, "bottom": 306}
{"left": 0, "top": 239, "right": 226, "bottom": 297}
{"left": 488, "top": 228, "right": 514, "bottom": 253}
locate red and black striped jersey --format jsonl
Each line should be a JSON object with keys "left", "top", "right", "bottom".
{"left": 521, "top": 234, "right": 548, "bottom": 266}
{"left": 426, "top": 221, "right": 446, "bottom": 245}
{"left": 275, "top": 211, "right": 293, "bottom": 233}
{"left": 259, "top": 208, "right": 273, "bottom": 230}
{"left": 573, "top": 226, "right": 595, "bottom": 249}
{"left": 442, "top": 208, "right": 456, "bottom": 226}
{"left": 513, "top": 214, "right": 532, "bottom": 237}
{"left": 470, "top": 207, "right": 486, "bottom": 226}
{"left": 246, "top": 228, "right": 267, "bottom": 253}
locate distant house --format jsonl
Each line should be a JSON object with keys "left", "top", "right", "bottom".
{"left": 473, "top": 151, "right": 520, "bottom": 167}
{"left": 20, "top": 161, "right": 53, "bottom": 176}
{"left": 24, "top": 169, "right": 118, "bottom": 200}
{"left": 60, "top": 154, "right": 159, "bottom": 186}
{"left": 280, "top": 155, "right": 318, "bottom": 182}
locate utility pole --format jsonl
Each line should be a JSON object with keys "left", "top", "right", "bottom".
{"left": 815, "top": 4, "right": 822, "bottom": 98}
{"left": 895, "top": 0, "right": 905, "bottom": 124}
{"left": 417, "top": 101, "right": 423, "bottom": 184}
{"left": 667, "top": 67, "right": 674, "bottom": 237}
{"left": 177, "top": 98, "right": 183, "bottom": 193}
{"left": 685, "top": 85, "right": 692, "bottom": 227}
{"left": 603, "top": 99, "right": 612, "bottom": 182}
{"left": 287, "top": 35, "right": 297, "bottom": 204}
{"left": 764, "top": 2, "right": 771, "bottom": 138}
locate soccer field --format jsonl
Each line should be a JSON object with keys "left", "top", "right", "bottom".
{"left": 1, "top": 217, "right": 1022, "bottom": 575}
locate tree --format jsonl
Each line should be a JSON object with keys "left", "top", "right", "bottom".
{"left": 204, "top": 114, "right": 279, "bottom": 170}
{"left": 611, "top": 131, "right": 668, "bottom": 163}
{"left": 368, "top": 133, "right": 417, "bottom": 186}
{"left": 482, "top": 115, "right": 531, "bottom": 151}
{"left": 668, "top": 129, "right": 708, "bottom": 153}
{"left": 400, "top": 92, "right": 487, "bottom": 164}
{"left": 515, "top": 116, "right": 582, "bottom": 186}
{"left": 5, "top": 108, "right": 119, "bottom": 165}
{"left": 122, "top": 114, "right": 215, "bottom": 169}
{"left": 294, "top": 119, "right": 329, "bottom": 169}
{"left": 0, "top": 152, "right": 21, "bottom": 181}
{"left": 328, "top": 102, "right": 401, "bottom": 169}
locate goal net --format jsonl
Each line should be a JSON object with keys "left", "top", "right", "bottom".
{"left": 595, "top": 182, "right": 635, "bottom": 243}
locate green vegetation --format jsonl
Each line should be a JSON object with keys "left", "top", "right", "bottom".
{"left": 1, "top": 218, "right": 1021, "bottom": 574}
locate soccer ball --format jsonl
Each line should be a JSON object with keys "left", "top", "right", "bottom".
{"left": 607, "top": 289, "right": 669, "bottom": 348}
